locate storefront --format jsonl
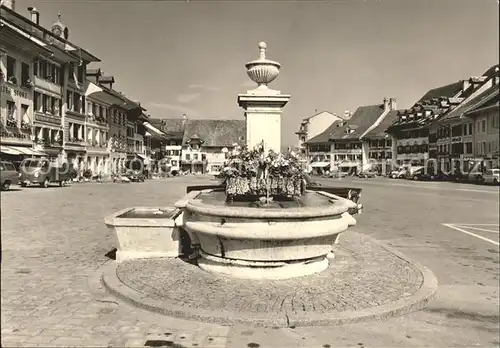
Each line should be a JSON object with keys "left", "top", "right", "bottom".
{"left": 0, "top": 144, "right": 46, "bottom": 169}
{"left": 309, "top": 161, "right": 330, "bottom": 175}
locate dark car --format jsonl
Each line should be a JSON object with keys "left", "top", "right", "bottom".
{"left": 0, "top": 160, "right": 19, "bottom": 190}
{"left": 124, "top": 170, "right": 145, "bottom": 182}
{"left": 358, "top": 170, "right": 377, "bottom": 178}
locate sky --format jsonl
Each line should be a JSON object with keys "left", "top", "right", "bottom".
{"left": 12, "top": 0, "right": 500, "bottom": 146}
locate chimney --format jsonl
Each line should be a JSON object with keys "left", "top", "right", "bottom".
{"left": 2, "top": 0, "right": 15, "bottom": 11}
{"left": 494, "top": 67, "right": 499, "bottom": 85}
{"left": 389, "top": 98, "right": 397, "bottom": 110}
{"left": 344, "top": 110, "right": 350, "bottom": 119}
{"left": 27, "top": 7, "right": 40, "bottom": 25}
{"left": 98, "top": 75, "right": 115, "bottom": 89}
{"left": 383, "top": 98, "right": 389, "bottom": 111}
{"left": 182, "top": 113, "right": 188, "bottom": 127}
{"left": 462, "top": 79, "right": 470, "bottom": 92}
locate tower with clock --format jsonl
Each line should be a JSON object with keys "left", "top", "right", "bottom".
{"left": 51, "top": 12, "right": 69, "bottom": 40}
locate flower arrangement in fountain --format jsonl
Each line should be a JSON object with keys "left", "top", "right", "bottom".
{"left": 219, "top": 141, "right": 304, "bottom": 198}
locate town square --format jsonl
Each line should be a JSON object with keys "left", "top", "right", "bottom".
{"left": 1, "top": 0, "right": 499, "bottom": 347}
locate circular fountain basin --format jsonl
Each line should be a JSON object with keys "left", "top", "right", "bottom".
{"left": 176, "top": 189, "right": 358, "bottom": 279}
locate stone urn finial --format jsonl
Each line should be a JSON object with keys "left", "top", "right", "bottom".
{"left": 245, "top": 41, "right": 281, "bottom": 90}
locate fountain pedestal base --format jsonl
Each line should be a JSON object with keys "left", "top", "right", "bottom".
{"left": 198, "top": 251, "right": 329, "bottom": 280}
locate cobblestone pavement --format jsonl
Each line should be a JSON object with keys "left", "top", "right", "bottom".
{"left": 116, "top": 232, "right": 423, "bottom": 319}
{"left": 1, "top": 176, "right": 499, "bottom": 347}
{"left": 1, "top": 178, "right": 229, "bottom": 348}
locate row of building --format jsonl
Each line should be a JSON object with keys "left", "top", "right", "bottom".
{"left": 0, "top": 2, "right": 173, "bottom": 176}
{"left": 297, "top": 64, "right": 499, "bottom": 175}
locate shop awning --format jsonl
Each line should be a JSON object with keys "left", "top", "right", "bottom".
{"left": 7, "top": 146, "right": 47, "bottom": 156}
{"left": 310, "top": 162, "right": 330, "bottom": 168}
{"left": 136, "top": 153, "right": 147, "bottom": 160}
{"left": 338, "top": 162, "right": 360, "bottom": 168}
{"left": 0, "top": 145, "right": 22, "bottom": 155}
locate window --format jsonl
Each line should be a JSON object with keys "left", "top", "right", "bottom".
{"left": 451, "top": 125, "right": 462, "bottom": 137}
{"left": 68, "top": 63, "right": 75, "bottom": 81}
{"left": 7, "top": 101, "right": 16, "bottom": 121}
{"left": 67, "top": 91, "right": 73, "bottom": 111}
{"left": 34, "top": 59, "right": 39, "bottom": 76}
{"left": 185, "top": 154, "right": 191, "bottom": 161}
{"left": 481, "top": 119, "right": 486, "bottom": 133}
{"left": 21, "top": 104, "right": 29, "bottom": 121}
{"left": 171, "top": 160, "right": 178, "bottom": 166}
{"left": 42, "top": 95, "right": 50, "bottom": 113}
{"left": 73, "top": 92, "right": 81, "bottom": 113}
{"left": 33, "top": 92, "right": 40, "bottom": 112}
{"left": 77, "top": 65, "right": 84, "bottom": 83}
{"left": 6, "top": 56, "right": 16, "bottom": 83}
{"left": 491, "top": 114, "right": 499, "bottom": 129}
{"left": 21, "top": 62, "right": 30, "bottom": 84}
{"left": 51, "top": 97, "right": 60, "bottom": 115}
{"left": 58, "top": 66, "right": 64, "bottom": 85}
{"left": 468, "top": 123, "right": 473, "bottom": 135}
{"left": 465, "top": 142, "right": 473, "bottom": 154}
{"left": 39, "top": 60, "right": 47, "bottom": 79}
{"left": 193, "top": 154, "right": 199, "bottom": 161}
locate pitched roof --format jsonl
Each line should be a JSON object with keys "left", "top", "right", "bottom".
{"left": 464, "top": 85, "right": 499, "bottom": 116}
{"left": 301, "top": 110, "right": 347, "bottom": 122}
{"left": 182, "top": 119, "right": 246, "bottom": 147}
{"left": 330, "top": 105, "right": 385, "bottom": 140}
{"left": 149, "top": 118, "right": 186, "bottom": 138}
{"left": 441, "top": 84, "right": 499, "bottom": 121}
{"left": 305, "top": 120, "right": 343, "bottom": 144}
{"left": 481, "top": 64, "right": 499, "bottom": 78}
{"left": 363, "top": 110, "right": 400, "bottom": 138}
{"left": 417, "top": 81, "right": 463, "bottom": 103}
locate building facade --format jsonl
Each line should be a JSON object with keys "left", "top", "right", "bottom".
{"left": 296, "top": 111, "right": 344, "bottom": 159}
{"left": 1, "top": 9, "right": 51, "bottom": 165}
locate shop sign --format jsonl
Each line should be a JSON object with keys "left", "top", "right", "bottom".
{"left": 35, "top": 113, "right": 61, "bottom": 126}
{"left": 1, "top": 85, "right": 30, "bottom": 99}
{"left": 451, "top": 136, "right": 462, "bottom": 142}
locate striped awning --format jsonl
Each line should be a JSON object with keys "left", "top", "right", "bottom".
{"left": 0, "top": 145, "right": 46, "bottom": 156}
{"left": 310, "top": 162, "right": 330, "bottom": 168}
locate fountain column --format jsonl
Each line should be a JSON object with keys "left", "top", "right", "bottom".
{"left": 238, "top": 42, "right": 290, "bottom": 152}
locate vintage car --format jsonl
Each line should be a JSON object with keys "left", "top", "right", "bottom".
{"left": 124, "top": 170, "right": 146, "bottom": 182}
{"left": 358, "top": 170, "right": 378, "bottom": 178}
{"left": 19, "top": 158, "right": 71, "bottom": 188}
{"left": 0, "top": 160, "right": 19, "bottom": 191}
{"left": 483, "top": 169, "right": 499, "bottom": 185}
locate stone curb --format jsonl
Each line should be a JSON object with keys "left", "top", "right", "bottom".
{"left": 101, "top": 232, "right": 438, "bottom": 328}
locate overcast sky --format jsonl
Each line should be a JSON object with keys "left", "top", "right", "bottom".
{"left": 14, "top": 0, "right": 499, "bottom": 146}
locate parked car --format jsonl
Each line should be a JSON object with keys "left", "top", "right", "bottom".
{"left": 124, "top": 170, "right": 145, "bottom": 182}
{"left": 328, "top": 171, "right": 348, "bottom": 178}
{"left": 358, "top": 170, "right": 377, "bottom": 178}
{"left": 467, "top": 169, "right": 484, "bottom": 184}
{"left": 483, "top": 169, "right": 499, "bottom": 185}
{"left": 19, "top": 158, "right": 71, "bottom": 188}
{"left": 390, "top": 168, "right": 408, "bottom": 179}
{"left": 0, "top": 160, "right": 19, "bottom": 191}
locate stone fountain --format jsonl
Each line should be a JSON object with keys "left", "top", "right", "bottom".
{"left": 172, "top": 42, "right": 360, "bottom": 279}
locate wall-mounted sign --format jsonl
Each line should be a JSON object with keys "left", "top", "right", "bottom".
{"left": 1, "top": 85, "right": 30, "bottom": 99}
{"left": 35, "top": 113, "right": 61, "bottom": 126}
{"left": 451, "top": 137, "right": 462, "bottom": 142}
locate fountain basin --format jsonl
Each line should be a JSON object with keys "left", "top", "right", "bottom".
{"left": 175, "top": 188, "right": 358, "bottom": 279}
{"left": 104, "top": 207, "right": 182, "bottom": 262}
